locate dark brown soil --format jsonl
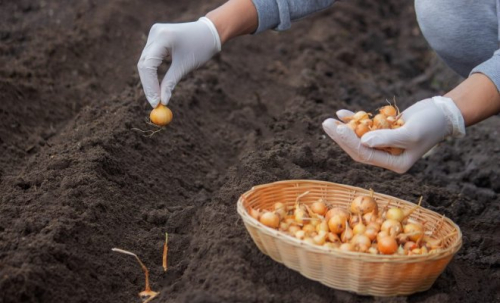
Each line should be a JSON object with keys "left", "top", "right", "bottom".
{"left": 1, "top": 0, "right": 499, "bottom": 302}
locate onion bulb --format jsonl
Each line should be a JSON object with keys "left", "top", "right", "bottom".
{"left": 328, "top": 232, "right": 341, "bottom": 243}
{"left": 363, "top": 210, "right": 377, "bottom": 224}
{"left": 377, "top": 236, "right": 398, "bottom": 254}
{"left": 279, "top": 222, "right": 289, "bottom": 231}
{"left": 313, "top": 231, "right": 328, "bottom": 245}
{"left": 372, "top": 114, "right": 390, "bottom": 129}
{"left": 325, "top": 208, "right": 350, "bottom": 223}
{"left": 403, "top": 241, "right": 417, "bottom": 253}
{"left": 381, "top": 219, "right": 403, "bottom": 236}
{"left": 295, "top": 230, "right": 306, "bottom": 240}
{"left": 340, "top": 221, "right": 353, "bottom": 243}
{"left": 377, "top": 231, "right": 390, "bottom": 243}
{"left": 294, "top": 208, "right": 307, "bottom": 224}
{"left": 302, "top": 224, "right": 316, "bottom": 234}
{"left": 364, "top": 227, "right": 378, "bottom": 241}
{"left": 386, "top": 198, "right": 422, "bottom": 222}
{"left": 352, "top": 215, "right": 366, "bottom": 235}
{"left": 316, "top": 220, "right": 329, "bottom": 233}
{"left": 347, "top": 120, "right": 357, "bottom": 131}
{"left": 351, "top": 234, "right": 371, "bottom": 252}
{"left": 350, "top": 193, "right": 378, "bottom": 215}
{"left": 328, "top": 215, "right": 346, "bottom": 234}
{"left": 349, "top": 111, "right": 370, "bottom": 121}
{"left": 259, "top": 212, "right": 280, "bottom": 228}
{"left": 311, "top": 200, "right": 328, "bottom": 216}
{"left": 403, "top": 223, "right": 424, "bottom": 242}
{"left": 339, "top": 243, "right": 355, "bottom": 252}
{"left": 288, "top": 225, "right": 301, "bottom": 235}
{"left": 355, "top": 123, "right": 370, "bottom": 137}
{"left": 150, "top": 104, "right": 173, "bottom": 126}
{"left": 379, "top": 105, "right": 397, "bottom": 117}
{"left": 248, "top": 207, "right": 260, "bottom": 221}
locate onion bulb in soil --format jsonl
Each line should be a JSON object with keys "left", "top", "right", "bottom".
{"left": 150, "top": 104, "right": 173, "bottom": 126}
{"left": 259, "top": 212, "right": 280, "bottom": 228}
{"left": 377, "top": 236, "right": 398, "bottom": 254}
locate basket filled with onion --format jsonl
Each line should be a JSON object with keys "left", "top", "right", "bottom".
{"left": 237, "top": 180, "right": 462, "bottom": 296}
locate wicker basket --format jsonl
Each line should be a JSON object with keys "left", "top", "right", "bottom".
{"left": 237, "top": 180, "right": 462, "bottom": 296}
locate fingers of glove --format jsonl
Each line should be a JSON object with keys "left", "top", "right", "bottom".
{"left": 323, "top": 118, "right": 367, "bottom": 164}
{"left": 336, "top": 109, "right": 355, "bottom": 123}
{"left": 160, "top": 61, "right": 185, "bottom": 105}
{"left": 360, "top": 127, "right": 416, "bottom": 149}
{"left": 137, "top": 41, "right": 169, "bottom": 108}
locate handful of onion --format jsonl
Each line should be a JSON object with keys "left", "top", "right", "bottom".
{"left": 345, "top": 104, "right": 405, "bottom": 155}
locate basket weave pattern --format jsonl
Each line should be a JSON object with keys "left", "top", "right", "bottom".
{"left": 237, "top": 180, "right": 462, "bottom": 296}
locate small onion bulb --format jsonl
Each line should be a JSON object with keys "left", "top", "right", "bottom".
{"left": 150, "top": 104, "right": 173, "bottom": 126}
{"left": 259, "top": 212, "right": 280, "bottom": 228}
{"left": 377, "top": 236, "right": 398, "bottom": 254}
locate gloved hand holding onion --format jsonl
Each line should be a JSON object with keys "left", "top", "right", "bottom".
{"left": 248, "top": 191, "right": 456, "bottom": 255}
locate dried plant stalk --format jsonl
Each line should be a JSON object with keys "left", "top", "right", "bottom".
{"left": 112, "top": 248, "right": 159, "bottom": 301}
{"left": 163, "top": 233, "right": 169, "bottom": 272}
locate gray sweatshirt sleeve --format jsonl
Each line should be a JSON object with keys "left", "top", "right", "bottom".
{"left": 251, "top": 0, "right": 335, "bottom": 34}
{"left": 470, "top": 2, "right": 500, "bottom": 92}
{"left": 470, "top": 49, "right": 500, "bottom": 92}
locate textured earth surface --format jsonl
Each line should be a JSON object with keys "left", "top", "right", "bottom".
{"left": 0, "top": 0, "right": 499, "bottom": 302}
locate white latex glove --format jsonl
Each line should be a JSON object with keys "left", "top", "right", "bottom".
{"left": 137, "top": 17, "right": 221, "bottom": 108}
{"left": 322, "top": 96, "right": 466, "bottom": 173}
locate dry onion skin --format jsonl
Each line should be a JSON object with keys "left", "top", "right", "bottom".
{"left": 246, "top": 191, "right": 454, "bottom": 256}
{"left": 150, "top": 104, "right": 173, "bottom": 126}
{"left": 345, "top": 103, "right": 404, "bottom": 155}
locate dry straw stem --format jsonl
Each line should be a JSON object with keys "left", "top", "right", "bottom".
{"left": 111, "top": 248, "right": 159, "bottom": 302}
{"left": 163, "top": 233, "right": 169, "bottom": 272}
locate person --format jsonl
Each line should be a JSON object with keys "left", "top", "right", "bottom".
{"left": 137, "top": 0, "right": 500, "bottom": 174}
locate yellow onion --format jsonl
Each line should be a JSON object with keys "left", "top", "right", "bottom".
{"left": 150, "top": 104, "right": 173, "bottom": 126}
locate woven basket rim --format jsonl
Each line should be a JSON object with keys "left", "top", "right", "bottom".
{"left": 237, "top": 179, "right": 463, "bottom": 263}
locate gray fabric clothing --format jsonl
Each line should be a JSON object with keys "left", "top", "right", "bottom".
{"left": 251, "top": 0, "right": 500, "bottom": 91}
{"left": 251, "top": 0, "right": 334, "bottom": 33}
{"left": 415, "top": 0, "right": 500, "bottom": 91}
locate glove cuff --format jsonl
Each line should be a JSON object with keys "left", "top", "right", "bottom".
{"left": 199, "top": 17, "right": 222, "bottom": 52}
{"left": 432, "top": 96, "right": 466, "bottom": 138}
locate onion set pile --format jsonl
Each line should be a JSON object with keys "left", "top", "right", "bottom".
{"left": 249, "top": 191, "right": 455, "bottom": 256}
{"left": 345, "top": 104, "right": 404, "bottom": 155}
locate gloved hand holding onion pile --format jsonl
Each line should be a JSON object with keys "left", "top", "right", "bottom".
{"left": 249, "top": 192, "right": 455, "bottom": 255}
{"left": 323, "top": 97, "right": 466, "bottom": 174}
